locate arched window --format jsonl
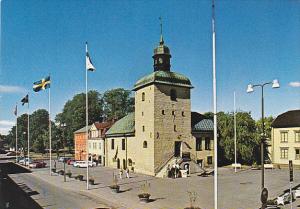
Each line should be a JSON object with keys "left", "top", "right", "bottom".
{"left": 170, "top": 89, "right": 177, "bottom": 101}
{"left": 128, "top": 159, "right": 133, "bottom": 166}
{"left": 142, "top": 92, "right": 145, "bottom": 101}
{"left": 143, "top": 141, "right": 148, "bottom": 148}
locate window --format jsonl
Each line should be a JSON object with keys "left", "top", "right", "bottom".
{"left": 142, "top": 92, "right": 145, "bottom": 101}
{"left": 162, "top": 110, "right": 165, "bottom": 115}
{"left": 196, "top": 138, "right": 202, "bottom": 151}
{"left": 295, "top": 131, "right": 300, "bottom": 142}
{"left": 207, "top": 156, "right": 213, "bottom": 165}
{"left": 281, "top": 132, "right": 288, "bottom": 142}
{"left": 174, "top": 125, "right": 177, "bottom": 132}
{"left": 128, "top": 159, "right": 133, "bottom": 166}
{"left": 122, "top": 138, "right": 126, "bottom": 150}
{"left": 296, "top": 148, "right": 300, "bottom": 160}
{"left": 142, "top": 112, "right": 144, "bottom": 116}
{"left": 170, "top": 89, "right": 177, "bottom": 101}
{"left": 111, "top": 139, "right": 115, "bottom": 150}
{"left": 143, "top": 141, "right": 148, "bottom": 148}
{"left": 182, "top": 111, "right": 185, "bottom": 117}
{"left": 156, "top": 132, "right": 160, "bottom": 139}
{"left": 89, "top": 142, "right": 91, "bottom": 149}
{"left": 142, "top": 126, "right": 145, "bottom": 132}
{"left": 205, "top": 138, "right": 211, "bottom": 150}
{"left": 172, "top": 111, "right": 175, "bottom": 116}
{"left": 280, "top": 148, "right": 288, "bottom": 159}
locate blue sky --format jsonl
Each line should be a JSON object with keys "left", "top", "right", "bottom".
{"left": 0, "top": 0, "right": 299, "bottom": 134}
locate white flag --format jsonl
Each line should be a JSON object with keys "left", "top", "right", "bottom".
{"left": 86, "top": 42, "right": 96, "bottom": 71}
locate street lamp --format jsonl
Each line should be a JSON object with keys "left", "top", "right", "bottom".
{"left": 60, "top": 123, "right": 67, "bottom": 182}
{"left": 246, "top": 79, "right": 280, "bottom": 191}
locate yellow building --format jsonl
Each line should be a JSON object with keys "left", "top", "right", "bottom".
{"left": 271, "top": 110, "right": 300, "bottom": 166}
{"left": 105, "top": 32, "right": 213, "bottom": 176}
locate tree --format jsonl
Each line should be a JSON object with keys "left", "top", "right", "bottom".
{"left": 103, "top": 88, "right": 134, "bottom": 120}
{"left": 256, "top": 116, "right": 274, "bottom": 140}
{"left": 205, "top": 111, "right": 262, "bottom": 165}
{"left": 55, "top": 90, "right": 103, "bottom": 150}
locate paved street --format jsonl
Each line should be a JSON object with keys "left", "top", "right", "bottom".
{"left": 9, "top": 161, "right": 300, "bottom": 209}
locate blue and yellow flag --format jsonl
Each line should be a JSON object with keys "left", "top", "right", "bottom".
{"left": 33, "top": 76, "right": 51, "bottom": 92}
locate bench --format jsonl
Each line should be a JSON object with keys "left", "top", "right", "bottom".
{"left": 232, "top": 163, "right": 242, "bottom": 169}
{"left": 264, "top": 164, "right": 274, "bottom": 169}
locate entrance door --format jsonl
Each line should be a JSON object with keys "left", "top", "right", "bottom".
{"left": 117, "top": 159, "right": 120, "bottom": 169}
{"left": 174, "top": 141, "right": 181, "bottom": 157}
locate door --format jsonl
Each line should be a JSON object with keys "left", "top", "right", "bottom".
{"left": 174, "top": 141, "right": 181, "bottom": 157}
{"left": 117, "top": 159, "right": 120, "bottom": 169}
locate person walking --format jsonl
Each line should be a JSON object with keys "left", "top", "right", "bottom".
{"left": 126, "top": 168, "right": 130, "bottom": 178}
{"left": 119, "top": 169, "right": 123, "bottom": 179}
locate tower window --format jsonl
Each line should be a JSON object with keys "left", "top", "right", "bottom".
{"left": 162, "top": 110, "right": 165, "bottom": 115}
{"left": 122, "top": 138, "right": 126, "bottom": 150}
{"left": 142, "top": 92, "right": 145, "bottom": 101}
{"left": 182, "top": 111, "right": 185, "bottom": 116}
{"left": 142, "top": 112, "right": 144, "bottom": 116}
{"left": 170, "top": 89, "right": 177, "bottom": 101}
{"left": 172, "top": 110, "right": 175, "bottom": 116}
{"left": 143, "top": 141, "right": 148, "bottom": 148}
{"left": 142, "top": 126, "right": 145, "bottom": 132}
{"left": 174, "top": 125, "right": 177, "bottom": 132}
{"left": 156, "top": 132, "right": 160, "bottom": 139}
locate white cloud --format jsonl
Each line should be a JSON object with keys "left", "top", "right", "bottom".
{"left": 0, "top": 120, "right": 15, "bottom": 126}
{"left": 0, "top": 127, "right": 11, "bottom": 135}
{"left": 0, "top": 85, "right": 26, "bottom": 93}
{"left": 289, "top": 81, "right": 300, "bottom": 88}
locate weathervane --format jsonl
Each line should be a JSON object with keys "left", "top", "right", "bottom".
{"left": 159, "top": 16, "right": 164, "bottom": 44}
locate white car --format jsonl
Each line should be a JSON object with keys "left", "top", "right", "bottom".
{"left": 19, "top": 158, "right": 32, "bottom": 165}
{"left": 73, "top": 161, "right": 95, "bottom": 168}
{"left": 277, "top": 192, "right": 295, "bottom": 205}
{"left": 294, "top": 189, "right": 300, "bottom": 198}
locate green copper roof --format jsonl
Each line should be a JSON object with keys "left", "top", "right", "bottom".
{"left": 133, "top": 71, "right": 193, "bottom": 90}
{"left": 192, "top": 119, "right": 214, "bottom": 132}
{"left": 105, "top": 112, "right": 135, "bottom": 137}
{"left": 74, "top": 125, "right": 92, "bottom": 134}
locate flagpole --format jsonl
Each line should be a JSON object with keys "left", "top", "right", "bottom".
{"left": 86, "top": 42, "right": 89, "bottom": 190}
{"left": 15, "top": 103, "right": 18, "bottom": 162}
{"left": 212, "top": 0, "right": 218, "bottom": 208}
{"left": 27, "top": 94, "right": 30, "bottom": 167}
{"left": 234, "top": 91, "right": 237, "bottom": 173}
{"left": 49, "top": 85, "right": 52, "bottom": 175}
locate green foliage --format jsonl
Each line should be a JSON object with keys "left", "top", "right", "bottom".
{"left": 103, "top": 88, "right": 134, "bottom": 120}
{"left": 205, "top": 111, "right": 271, "bottom": 165}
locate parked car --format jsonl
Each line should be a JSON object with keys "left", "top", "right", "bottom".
{"left": 58, "top": 157, "right": 71, "bottom": 163}
{"left": 19, "top": 158, "right": 32, "bottom": 165}
{"left": 29, "top": 161, "right": 46, "bottom": 168}
{"left": 294, "top": 189, "right": 300, "bottom": 198}
{"left": 276, "top": 192, "right": 295, "bottom": 205}
{"left": 67, "top": 159, "right": 75, "bottom": 165}
{"left": 73, "top": 161, "right": 96, "bottom": 168}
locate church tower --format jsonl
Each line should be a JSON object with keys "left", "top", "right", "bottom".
{"left": 133, "top": 20, "right": 193, "bottom": 176}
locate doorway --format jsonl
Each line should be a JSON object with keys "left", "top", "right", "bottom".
{"left": 174, "top": 141, "right": 181, "bottom": 157}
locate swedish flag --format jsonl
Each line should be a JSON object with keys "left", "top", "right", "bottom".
{"left": 33, "top": 76, "right": 51, "bottom": 92}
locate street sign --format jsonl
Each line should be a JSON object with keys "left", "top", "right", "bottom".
{"left": 261, "top": 188, "right": 268, "bottom": 204}
{"left": 289, "top": 160, "right": 293, "bottom": 182}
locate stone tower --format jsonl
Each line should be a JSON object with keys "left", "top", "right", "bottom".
{"left": 133, "top": 30, "right": 193, "bottom": 176}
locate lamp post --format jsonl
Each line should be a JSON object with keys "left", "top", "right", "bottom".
{"left": 246, "top": 79, "right": 280, "bottom": 191}
{"left": 60, "top": 123, "right": 67, "bottom": 182}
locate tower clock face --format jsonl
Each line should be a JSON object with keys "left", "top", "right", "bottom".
{"left": 159, "top": 58, "right": 163, "bottom": 64}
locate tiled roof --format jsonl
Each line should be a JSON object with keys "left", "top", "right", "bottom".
{"left": 133, "top": 71, "right": 193, "bottom": 90}
{"left": 271, "top": 110, "right": 300, "bottom": 128}
{"left": 94, "top": 121, "right": 114, "bottom": 130}
{"left": 105, "top": 113, "right": 135, "bottom": 137}
{"left": 74, "top": 125, "right": 92, "bottom": 134}
{"left": 191, "top": 112, "right": 213, "bottom": 132}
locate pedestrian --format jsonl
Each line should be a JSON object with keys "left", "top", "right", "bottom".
{"left": 119, "top": 169, "right": 123, "bottom": 179}
{"left": 126, "top": 168, "right": 130, "bottom": 178}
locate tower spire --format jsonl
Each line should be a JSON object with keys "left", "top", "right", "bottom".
{"left": 159, "top": 17, "right": 164, "bottom": 45}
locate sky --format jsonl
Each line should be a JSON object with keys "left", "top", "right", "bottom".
{"left": 0, "top": 0, "right": 299, "bottom": 135}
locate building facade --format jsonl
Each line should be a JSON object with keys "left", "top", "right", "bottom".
{"left": 74, "top": 125, "right": 91, "bottom": 161}
{"left": 105, "top": 33, "right": 214, "bottom": 176}
{"left": 271, "top": 110, "right": 300, "bottom": 166}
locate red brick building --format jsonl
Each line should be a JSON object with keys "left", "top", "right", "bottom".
{"left": 74, "top": 121, "right": 114, "bottom": 161}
